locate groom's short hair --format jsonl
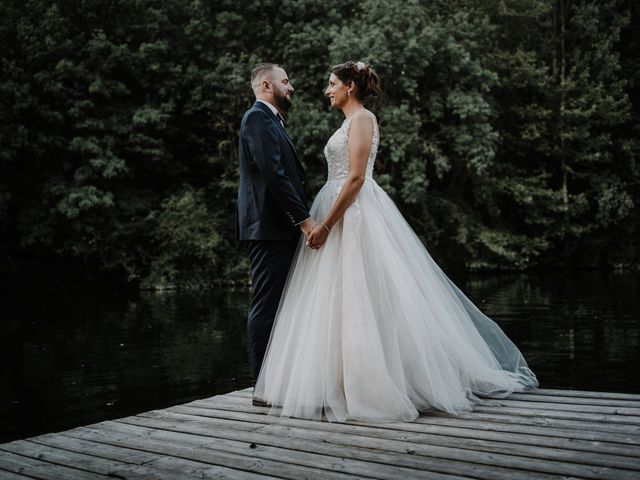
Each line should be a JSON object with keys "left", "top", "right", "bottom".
{"left": 251, "top": 63, "right": 279, "bottom": 89}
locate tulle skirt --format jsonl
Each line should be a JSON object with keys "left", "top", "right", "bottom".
{"left": 253, "top": 177, "right": 538, "bottom": 423}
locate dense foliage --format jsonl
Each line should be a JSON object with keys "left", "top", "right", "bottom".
{"left": 1, "top": 0, "right": 638, "bottom": 288}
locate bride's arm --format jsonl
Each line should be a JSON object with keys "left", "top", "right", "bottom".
{"left": 307, "top": 113, "right": 373, "bottom": 249}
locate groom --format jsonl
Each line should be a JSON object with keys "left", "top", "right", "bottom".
{"left": 236, "top": 64, "right": 315, "bottom": 404}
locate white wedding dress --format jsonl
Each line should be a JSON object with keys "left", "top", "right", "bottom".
{"left": 253, "top": 115, "right": 538, "bottom": 423}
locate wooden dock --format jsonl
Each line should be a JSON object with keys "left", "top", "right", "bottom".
{"left": 1, "top": 387, "right": 639, "bottom": 479}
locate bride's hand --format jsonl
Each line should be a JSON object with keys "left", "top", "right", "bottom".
{"left": 306, "top": 224, "right": 329, "bottom": 249}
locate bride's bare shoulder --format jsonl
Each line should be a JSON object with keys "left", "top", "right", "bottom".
{"left": 350, "top": 109, "right": 376, "bottom": 130}
{"left": 353, "top": 109, "right": 376, "bottom": 122}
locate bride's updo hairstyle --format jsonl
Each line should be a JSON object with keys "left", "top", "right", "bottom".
{"left": 331, "top": 60, "right": 381, "bottom": 103}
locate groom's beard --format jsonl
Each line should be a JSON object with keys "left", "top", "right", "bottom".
{"left": 273, "top": 91, "right": 293, "bottom": 114}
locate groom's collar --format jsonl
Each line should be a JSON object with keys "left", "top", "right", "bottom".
{"left": 256, "top": 99, "right": 279, "bottom": 117}
{"left": 252, "top": 100, "right": 296, "bottom": 153}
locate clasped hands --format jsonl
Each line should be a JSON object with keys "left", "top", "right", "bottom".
{"left": 300, "top": 218, "right": 329, "bottom": 250}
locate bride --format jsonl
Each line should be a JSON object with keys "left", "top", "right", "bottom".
{"left": 252, "top": 60, "right": 538, "bottom": 423}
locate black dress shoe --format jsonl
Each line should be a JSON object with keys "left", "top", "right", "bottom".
{"left": 252, "top": 396, "right": 270, "bottom": 407}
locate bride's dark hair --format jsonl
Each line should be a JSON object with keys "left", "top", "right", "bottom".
{"left": 331, "top": 61, "right": 381, "bottom": 102}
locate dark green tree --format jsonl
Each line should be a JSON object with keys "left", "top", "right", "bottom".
{"left": 0, "top": 0, "right": 638, "bottom": 289}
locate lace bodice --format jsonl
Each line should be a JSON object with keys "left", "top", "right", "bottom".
{"left": 323, "top": 115, "right": 378, "bottom": 182}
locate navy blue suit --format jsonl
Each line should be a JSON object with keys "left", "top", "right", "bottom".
{"left": 236, "top": 101, "right": 310, "bottom": 385}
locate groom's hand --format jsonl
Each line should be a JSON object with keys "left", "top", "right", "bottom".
{"left": 307, "top": 224, "right": 329, "bottom": 249}
{"left": 299, "top": 218, "right": 316, "bottom": 238}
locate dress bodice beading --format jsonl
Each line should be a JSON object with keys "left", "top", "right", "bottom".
{"left": 323, "top": 116, "right": 378, "bottom": 183}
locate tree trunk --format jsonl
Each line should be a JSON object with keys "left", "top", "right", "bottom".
{"left": 558, "top": 0, "right": 569, "bottom": 208}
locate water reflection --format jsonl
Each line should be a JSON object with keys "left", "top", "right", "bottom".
{"left": 455, "top": 270, "right": 640, "bottom": 393}
{"left": 0, "top": 289, "right": 252, "bottom": 443}
{"left": 1, "top": 271, "right": 638, "bottom": 443}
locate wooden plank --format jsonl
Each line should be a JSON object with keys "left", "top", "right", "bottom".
{"left": 471, "top": 405, "right": 640, "bottom": 426}
{"left": 87, "top": 416, "right": 567, "bottom": 480}
{"left": 412, "top": 414, "right": 640, "bottom": 446}
{"left": 3, "top": 424, "right": 282, "bottom": 480}
{"left": 225, "top": 389, "right": 252, "bottom": 396}
{"left": 120, "top": 420, "right": 475, "bottom": 480}
{"left": 477, "top": 398, "right": 640, "bottom": 417}
{"left": 3, "top": 385, "right": 639, "bottom": 480}
{"left": 1, "top": 439, "right": 134, "bottom": 476}
{"left": 0, "top": 449, "right": 108, "bottom": 480}
{"left": 29, "top": 432, "right": 162, "bottom": 465}
{"left": 63, "top": 427, "right": 345, "bottom": 480}
{"left": 29, "top": 432, "right": 161, "bottom": 464}
{"left": 0, "top": 468, "right": 39, "bottom": 480}
{"left": 125, "top": 407, "right": 640, "bottom": 479}
{"left": 429, "top": 410, "right": 640, "bottom": 435}
{"left": 195, "top": 394, "right": 640, "bottom": 436}
{"left": 351, "top": 418, "right": 640, "bottom": 458}
{"left": 167, "top": 405, "right": 640, "bottom": 465}
{"left": 222, "top": 390, "right": 640, "bottom": 416}
{"left": 113, "top": 456, "right": 279, "bottom": 480}
{"left": 61, "top": 425, "right": 328, "bottom": 480}
{"left": 67, "top": 420, "right": 466, "bottom": 480}
{"left": 130, "top": 410, "right": 637, "bottom": 480}
{"left": 179, "top": 402, "right": 640, "bottom": 458}
{"left": 514, "top": 389, "right": 640, "bottom": 401}
{"left": 56, "top": 434, "right": 282, "bottom": 480}
{"left": 115, "top": 410, "right": 635, "bottom": 480}
{"left": 510, "top": 393, "right": 640, "bottom": 408}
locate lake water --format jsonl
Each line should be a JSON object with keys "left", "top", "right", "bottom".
{"left": 1, "top": 270, "right": 638, "bottom": 443}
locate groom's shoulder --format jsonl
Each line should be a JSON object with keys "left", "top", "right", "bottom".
{"left": 242, "top": 104, "right": 271, "bottom": 128}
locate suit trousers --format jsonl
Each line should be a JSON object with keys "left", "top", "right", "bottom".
{"left": 247, "top": 239, "right": 298, "bottom": 386}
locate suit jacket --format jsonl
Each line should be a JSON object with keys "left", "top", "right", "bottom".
{"left": 236, "top": 101, "right": 310, "bottom": 241}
